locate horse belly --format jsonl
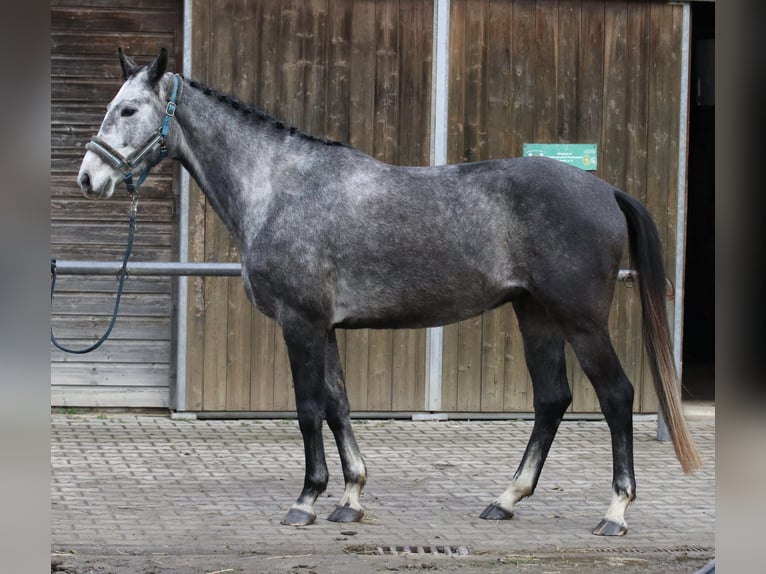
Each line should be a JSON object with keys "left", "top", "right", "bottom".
{"left": 331, "top": 268, "right": 526, "bottom": 330}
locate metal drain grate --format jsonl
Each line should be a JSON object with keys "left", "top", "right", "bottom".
{"left": 375, "top": 545, "right": 470, "bottom": 556}
{"left": 344, "top": 544, "right": 471, "bottom": 556}
{"left": 584, "top": 545, "right": 713, "bottom": 555}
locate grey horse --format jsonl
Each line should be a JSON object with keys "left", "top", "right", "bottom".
{"left": 77, "top": 48, "right": 701, "bottom": 536}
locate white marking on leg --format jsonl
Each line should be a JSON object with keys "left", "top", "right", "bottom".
{"left": 495, "top": 452, "right": 540, "bottom": 512}
{"left": 603, "top": 487, "right": 634, "bottom": 527}
{"left": 288, "top": 501, "right": 316, "bottom": 516}
{"left": 338, "top": 448, "right": 366, "bottom": 511}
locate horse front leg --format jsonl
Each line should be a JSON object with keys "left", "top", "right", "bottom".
{"left": 280, "top": 316, "right": 329, "bottom": 527}
{"left": 324, "top": 329, "right": 367, "bottom": 523}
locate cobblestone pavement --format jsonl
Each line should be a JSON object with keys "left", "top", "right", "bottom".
{"left": 51, "top": 413, "right": 715, "bottom": 573}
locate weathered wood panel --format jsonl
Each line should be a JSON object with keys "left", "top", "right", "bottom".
{"left": 442, "top": 0, "right": 680, "bottom": 413}
{"left": 50, "top": 0, "right": 182, "bottom": 409}
{"left": 185, "top": 0, "right": 433, "bottom": 412}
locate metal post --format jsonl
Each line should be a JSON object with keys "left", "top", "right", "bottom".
{"left": 175, "top": 0, "right": 194, "bottom": 412}
{"left": 424, "top": 0, "right": 451, "bottom": 413}
{"left": 659, "top": 1, "right": 691, "bottom": 442}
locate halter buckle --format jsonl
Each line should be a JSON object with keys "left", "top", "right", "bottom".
{"left": 165, "top": 101, "right": 177, "bottom": 117}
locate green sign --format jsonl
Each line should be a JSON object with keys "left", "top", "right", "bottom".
{"left": 522, "top": 143, "right": 598, "bottom": 171}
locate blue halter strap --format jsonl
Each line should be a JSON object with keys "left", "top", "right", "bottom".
{"left": 86, "top": 74, "right": 181, "bottom": 194}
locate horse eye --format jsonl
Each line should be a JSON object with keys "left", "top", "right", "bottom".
{"left": 121, "top": 108, "right": 137, "bottom": 118}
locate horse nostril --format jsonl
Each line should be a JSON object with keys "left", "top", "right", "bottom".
{"left": 79, "top": 172, "right": 91, "bottom": 191}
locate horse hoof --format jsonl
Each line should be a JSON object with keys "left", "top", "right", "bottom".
{"left": 479, "top": 503, "right": 514, "bottom": 520}
{"left": 281, "top": 508, "right": 316, "bottom": 527}
{"left": 328, "top": 505, "right": 365, "bottom": 523}
{"left": 592, "top": 518, "right": 628, "bottom": 536}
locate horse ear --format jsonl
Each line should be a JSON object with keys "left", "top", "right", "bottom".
{"left": 118, "top": 48, "right": 137, "bottom": 80}
{"left": 147, "top": 48, "right": 168, "bottom": 85}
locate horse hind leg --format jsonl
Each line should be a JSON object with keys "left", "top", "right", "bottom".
{"left": 481, "top": 298, "right": 571, "bottom": 520}
{"left": 565, "top": 325, "right": 636, "bottom": 536}
{"left": 324, "top": 330, "right": 367, "bottom": 523}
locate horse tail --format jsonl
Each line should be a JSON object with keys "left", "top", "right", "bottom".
{"left": 614, "top": 190, "right": 702, "bottom": 474}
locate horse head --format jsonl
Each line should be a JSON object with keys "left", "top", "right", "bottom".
{"left": 77, "top": 48, "right": 173, "bottom": 198}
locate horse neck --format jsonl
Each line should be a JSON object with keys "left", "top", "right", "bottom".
{"left": 169, "top": 80, "right": 280, "bottom": 248}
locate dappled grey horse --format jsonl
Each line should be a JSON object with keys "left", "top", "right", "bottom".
{"left": 78, "top": 49, "right": 701, "bottom": 536}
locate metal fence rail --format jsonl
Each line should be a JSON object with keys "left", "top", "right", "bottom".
{"left": 53, "top": 260, "right": 242, "bottom": 276}
{"left": 53, "top": 260, "right": 637, "bottom": 280}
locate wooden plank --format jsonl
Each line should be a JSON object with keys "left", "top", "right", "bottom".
{"left": 304, "top": 0, "right": 329, "bottom": 137}
{"left": 441, "top": 0, "right": 466, "bottom": 412}
{"left": 222, "top": 6, "right": 253, "bottom": 419}
{"left": 534, "top": 0, "right": 557, "bottom": 141}
{"left": 200, "top": 0, "right": 236, "bottom": 412}
{"left": 223, "top": 0, "right": 253, "bottom": 412}
{"left": 556, "top": 0, "right": 580, "bottom": 141}
{"left": 51, "top": 339, "right": 170, "bottom": 363}
{"left": 509, "top": 0, "right": 535, "bottom": 156}
{"left": 184, "top": 0, "right": 211, "bottom": 411}
{"left": 51, "top": 198, "right": 174, "bottom": 222}
{"left": 250, "top": 310, "right": 276, "bottom": 411}
{"left": 52, "top": 0, "right": 178, "bottom": 8}
{"left": 51, "top": 293, "right": 172, "bottom": 317}
{"left": 52, "top": 222, "right": 173, "bottom": 248}
{"left": 51, "top": 315, "right": 171, "bottom": 340}
{"left": 480, "top": 307, "right": 505, "bottom": 412}
{"left": 568, "top": 0, "right": 604, "bottom": 414}
{"left": 389, "top": 0, "right": 430, "bottom": 411}
{"left": 52, "top": 275, "right": 172, "bottom": 295}
{"left": 503, "top": 308, "right": 532, "bottom": 412}
{"left": 498, "top": 0, "right": 536, "bottom": 413}
{"left": 50, "top": 33, "right": 178, "bottom": 59}
{"left": 641, "top": 1, "right": 681, "bottom": 413}
{"left": 266, "top": 0, "right": 306, "bottom": 413}
{"left": 344, "top": 0, "right": 377, "bottom": 411}
{"left": 614, "top": 0, "right": 650, "bottom": 406}
{"left": 599, "top": 0, "right": 635, "bottom": 412}
{"left": 326, "top": 0, "right": 352, "bottom": 382}
{"left": 364, "top": 0, "right": 400, "bottom": 412}
{"left": 51, "top": 386, "right": 169, "bottom": 408}
{"left": 51, "top": 363, "right": 170, "bottom": 387}
{"left": 462, "top": 0, "right": 487, "bottom": 162}
{"left": 397, "top": 0, "right": 432, "bottom": 165}
{"left": 326, "top": 0, "right": 352, "bottom": 143}
{"left": 246, "top": 0, "right": 280, "bottom": 413}
{"left": 279, "top": 0, "right": 306, "bottom": 126}
{"left": 486, "top": 0, "right": 512, "bottom": 158}
{"left": 480, "top": 0, "right": 515, "bottom": 413}
{"left": 456, "top": 316, "right": 482, "bottom": 412}
{"left": 452, "top": 0, "right": 487, "bottom": 413}
{"left": 50, "top": 7, "right": 179, "bottom": 33}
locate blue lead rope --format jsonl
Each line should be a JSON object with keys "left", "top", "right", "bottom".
{"left": 50, "top": 200, "right": 137, "bottom": 354}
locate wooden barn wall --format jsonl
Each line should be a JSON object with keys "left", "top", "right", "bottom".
{"left": 50, "top": 0, "right": 183, "bottom": 407}
{"left": 185, "top": 0, "right": 434, "bottom": 412}
{"left": 441, "top": 0, "right": 683, "bottom": 413}
{"left": 185, "top": 0, "right": 683, "bottom": 414}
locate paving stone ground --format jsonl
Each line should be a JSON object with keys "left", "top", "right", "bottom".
{"left": 51, "top": 412, "right": 715, "bottom": 573}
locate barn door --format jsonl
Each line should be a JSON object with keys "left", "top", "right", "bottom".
{"left": 184, "top": 0, "right": 433, "bottom": 413}
{"left": 50, "top": 0, "right": 183, "bottom": 407}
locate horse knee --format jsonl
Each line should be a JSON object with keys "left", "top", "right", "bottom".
{"left": 534, "top": 388, "right": 572, "bottom": 420}
{"left": 597, "top": 376, "right": 634, "bottom": 420}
